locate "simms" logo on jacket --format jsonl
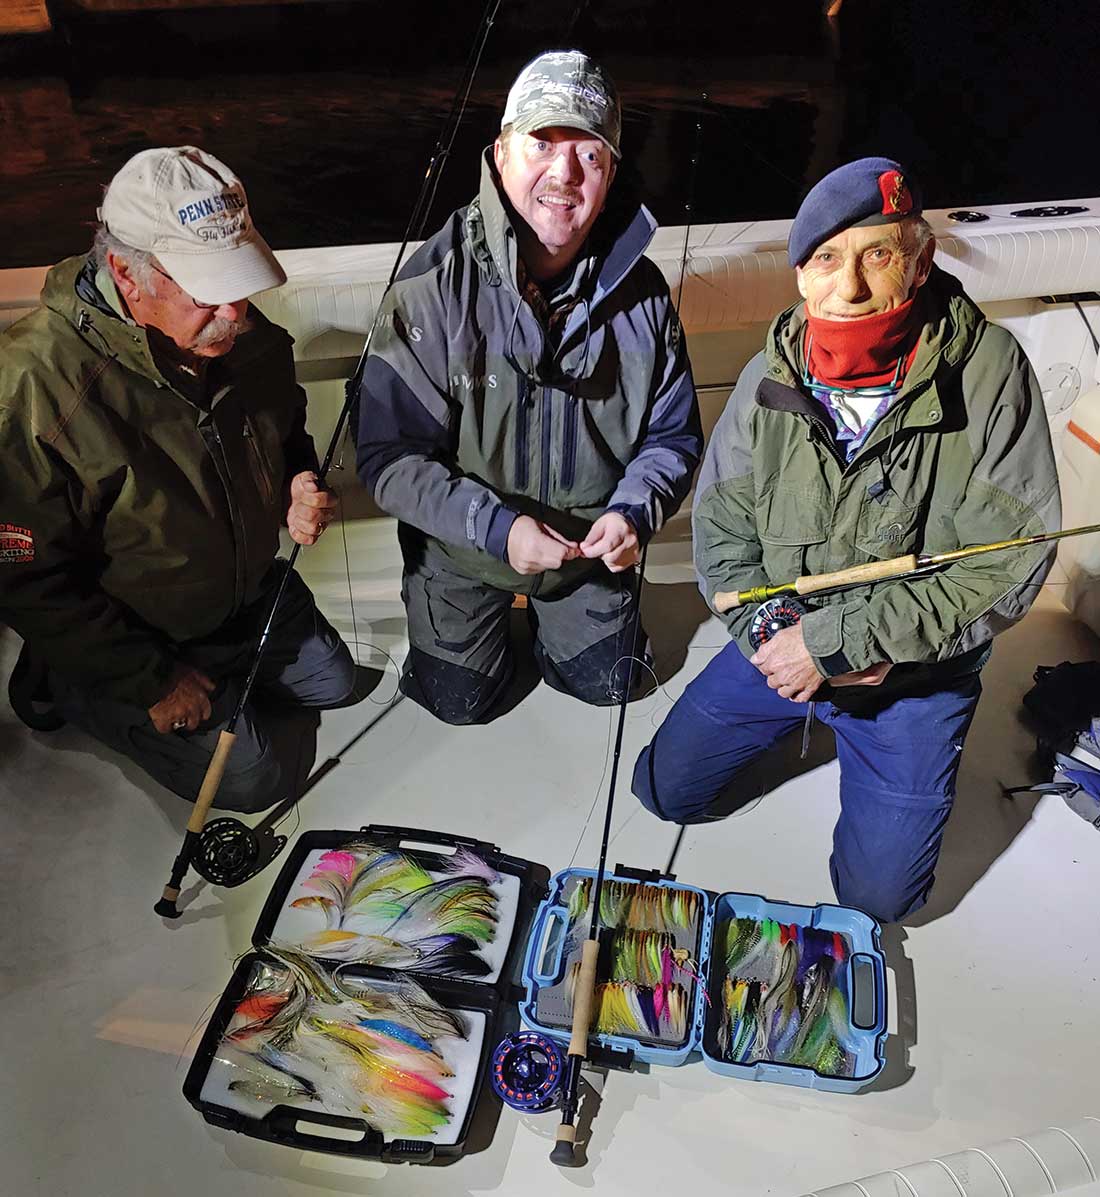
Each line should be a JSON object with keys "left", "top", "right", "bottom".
{"left": 0, "top": 523, "right": 34, "bottom": 564}
{"left": 452, "top": 373, "right": 498, "bottom": 391}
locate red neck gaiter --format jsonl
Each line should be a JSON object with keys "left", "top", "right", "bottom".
{"left": 805, "top": 294, "right": 922, "bottom": 389}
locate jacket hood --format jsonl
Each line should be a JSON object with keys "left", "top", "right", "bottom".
{"left": 471, "top": 148, "right": 657, "bottom": 312}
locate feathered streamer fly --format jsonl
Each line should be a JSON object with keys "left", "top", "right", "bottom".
{"left": 281, "top": 844, "right": 501, "bottom": 975}
{"left": 716, "top": 918, "right": 856, "bottom": 1075}
{"left": 216, "top": 947, "right": 469, "bottom": 1136}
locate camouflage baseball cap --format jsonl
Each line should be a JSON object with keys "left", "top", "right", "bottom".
{"left": 502, "top": 50, "right": 621, "bottom": 158}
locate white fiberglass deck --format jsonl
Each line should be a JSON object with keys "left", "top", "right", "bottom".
{"left": 2, "top": 515, "right": 1099, "bottom": 1197}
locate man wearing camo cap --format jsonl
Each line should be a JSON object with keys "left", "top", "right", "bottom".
{"left": 358, "top": 50, "right": 702, "bottom": 724}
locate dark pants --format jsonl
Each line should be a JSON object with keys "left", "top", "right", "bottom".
{"left": 400, "top": 541, "right": 647, "bottom": 725}
{"left": 631, "top": 642, "right": 982, "bottom": 923}
{"left": 54, "top": 565, "right": 355, "bottom": 812}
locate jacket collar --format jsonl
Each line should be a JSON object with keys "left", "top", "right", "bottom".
{"left": 44, "top": 254, "right": 287, "bottom": 400}
{"left": 472, "top": 148, "right": 656, "bottom": 312}
{"left": 759, "top": 264, "right": 985, "bottom": 430}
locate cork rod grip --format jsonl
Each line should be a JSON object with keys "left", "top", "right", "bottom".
{"left": 185, "top": 730, "right": 238, "bottom": 834}
{"left": 568, "top": 938, "right": 601, "bottom": 1057}
{"left": 793, "top": 554, "right": 919, "bottom": 596}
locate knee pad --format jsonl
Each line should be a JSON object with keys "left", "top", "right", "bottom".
{"left": 401, "top": 648, "right": 509, "bottom": 726}
{"left": 535, "top": 633, "right": 645, "bottom": 706}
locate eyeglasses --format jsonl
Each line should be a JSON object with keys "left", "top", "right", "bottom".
{"left": 150, "top": 263, "right": 221, "bottom": 311}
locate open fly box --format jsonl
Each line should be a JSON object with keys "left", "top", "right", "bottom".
{"left": 520, "top": 865, "right": 887, "bottom": 1092}
{"left": 184, "top": 824, "right": 549, "bottom": 1162}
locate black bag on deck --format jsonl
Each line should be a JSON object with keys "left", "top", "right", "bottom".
{"left": 1021, "top": 660, "right": 1100, "bottom": 762}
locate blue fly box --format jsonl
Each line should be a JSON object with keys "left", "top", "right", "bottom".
{"left": 520, "top": 865, "right": 887, "bottom": 1092}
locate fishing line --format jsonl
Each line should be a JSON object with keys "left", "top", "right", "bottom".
{"left": 153, "top": 0, "right": 508, "bottom": 917}
{"left": 338, "top": 492, "right": 362, "bottom": 672}
{"left": 552, "top": 95, "right": 708, "bottom": 1168}
{"left": 1073, "top": 300, "right": 1100, "bottom": 355}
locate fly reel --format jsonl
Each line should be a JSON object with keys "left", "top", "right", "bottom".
{"left": 748, "top": 596, "right": 809, "bottom": 650}
{"left": 491, "top": 1031, "right": 565, "bottom": 1113}
{"left": 193, "top": 817, "right": 287, "bottom": 887}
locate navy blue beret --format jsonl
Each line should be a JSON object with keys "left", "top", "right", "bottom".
{"left": 788, "top": 157, "right": 923, "bottom": 268}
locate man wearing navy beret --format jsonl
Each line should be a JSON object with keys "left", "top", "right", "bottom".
{"left": 631, "top": 157, "right": 1060, "bottom": 923}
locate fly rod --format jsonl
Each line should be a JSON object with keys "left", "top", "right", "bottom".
{"left": 552, "top": 98, "right": 706, "bottom": 1167}
{"left": 551, "top": 546, "right": 648, "bottom": 1168}
{"left": 712, "top": 522, "right": 1100, "bottom": 613}
{"left": 155, "top": 0, "right": 505, "bottom": 919}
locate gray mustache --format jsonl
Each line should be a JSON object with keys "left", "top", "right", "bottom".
{"left": 193, "top": 312, "right": 252, "bottom": 347}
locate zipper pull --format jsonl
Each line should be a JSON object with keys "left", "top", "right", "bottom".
{"left": 801, "top": 702, "right": 816, "bottom": 759}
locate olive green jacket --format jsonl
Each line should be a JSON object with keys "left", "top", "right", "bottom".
{"left": 693, "top": 266, "right": 1060, "bottom": 681}
{"left": 0, "top": 256, "right": 316, "bottom": 707}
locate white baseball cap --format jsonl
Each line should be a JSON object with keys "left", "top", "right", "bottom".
{"left": 98, "top": 146, "right": 286, "bottom": 305}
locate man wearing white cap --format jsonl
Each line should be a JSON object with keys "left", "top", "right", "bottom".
{"left": 358, "top": 51, "right": 702, "bottom": 724}
{"left": 1, "top": 146, "right": 355, "bottom": 811}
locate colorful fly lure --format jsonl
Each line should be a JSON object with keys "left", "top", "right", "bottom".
{"left": 558, "top": 927, "right": 700, "bottom": 1044}
{"left": 217, "top": 947, "right": 469, "bottom": 1137}
{"left": 566, "top": 877, "right": 700, "bottom": 933}
{"left": 715, "top": 918, "right": 857, "bottom": 1077}
{"left": 281, "top": 844, "right": 501, "bottom": 975}
{"left": 554, "top": 880, "right": 704, "bottom": 1045}
{"left": 563, "top": 966, "right": 692, "bottom": 1042}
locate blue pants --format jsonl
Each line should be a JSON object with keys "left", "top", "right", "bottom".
{"left": 632, "top": 642, "right": 982, "bottom": 922}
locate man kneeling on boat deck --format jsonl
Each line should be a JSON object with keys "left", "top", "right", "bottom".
{"left": 357, "top": 50, "right": 703, "bottom": 724}
{"left": 631, "top": 158, "right": 1060, "bottom": 923}
{"left": 0, "top": 146, "right": 355, "bottom": 812}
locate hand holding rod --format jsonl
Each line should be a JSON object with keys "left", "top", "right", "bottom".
{"left": 152, "top": 0, "right": 505, "bottom": 918}
{"left": 712, "top": 522, "right": 1100, "bottom": 613}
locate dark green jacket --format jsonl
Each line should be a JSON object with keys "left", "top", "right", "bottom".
{"left": 0, "top": 256, "right": 316, "bottom": 706}
{"left": 694, "top": 266, "right": 1060, "bottom": 681}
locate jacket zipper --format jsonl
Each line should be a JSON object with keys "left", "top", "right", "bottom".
{"left": 515, "top": 376, "right": 530, "bottom": 490}
{"left": 562, "top": 395, "right": 578, "bottom": 489}
{"left": 807, "top": 415, "right": 846, "bottom": 468}
{"left": 243, "top": 415, "right": 276, "bottom": 507}
{"left": 539, "top": 384, "right": 553, "bottom": 507}
{"left": 203, "top": 402, "right": 247, "bottom": 612}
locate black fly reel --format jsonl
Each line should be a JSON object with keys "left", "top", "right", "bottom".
{"left": 748, "top": 596, "right": 809, "bottom": 650}
{"left": 193, "top": 817, "right": 287, "bottom": 887}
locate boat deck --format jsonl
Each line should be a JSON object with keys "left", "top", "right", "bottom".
{"left": 2, "top": 516, "right": 1099, "bottom": 1196}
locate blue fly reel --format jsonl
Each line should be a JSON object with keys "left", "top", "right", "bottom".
{"left": 749, "top": 596, "right": 809, "bottom": 650}
{"left": 491, "top": 1032, "right": 564, "bottom": 1113}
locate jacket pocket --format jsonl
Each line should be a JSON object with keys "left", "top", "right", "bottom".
{"left": 758, "top": 483, "right": 829, "bottom": 582}
{"left": 243, "top": 415, "right": 277, "bottom": 508}
{"left": 854, "top": 492, "right": 922, "bottom": 560}
{"left": 422, "top": 573, "right": 482, "bottom": 656}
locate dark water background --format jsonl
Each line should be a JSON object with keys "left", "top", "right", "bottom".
{"left": 1, "top": 0, "right": 1097, "bottom": 268}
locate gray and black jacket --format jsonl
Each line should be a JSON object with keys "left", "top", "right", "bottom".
{"left": 356, "top": 152, "right": 703, "bottom": 595}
